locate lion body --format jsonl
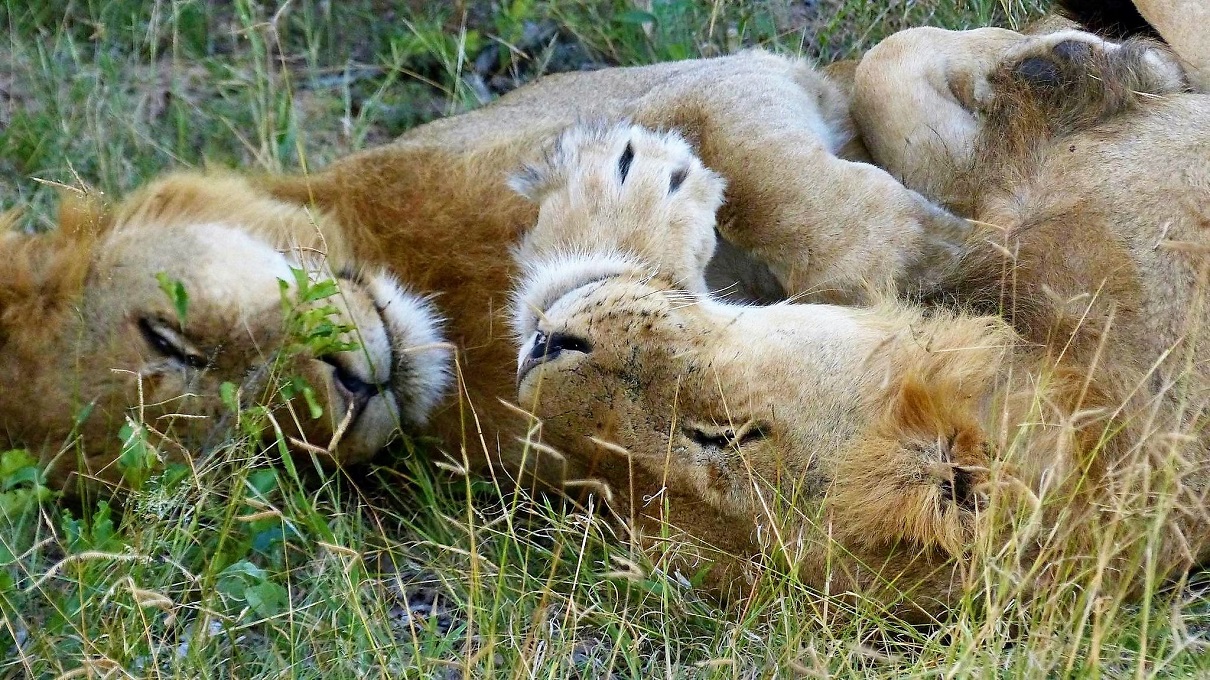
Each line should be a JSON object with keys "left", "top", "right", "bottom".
{"left": 2, "top": 49, "right": 962, "bottom": 489}
{"left": 512, "top": 27, "right": 1210, "bottom": 616}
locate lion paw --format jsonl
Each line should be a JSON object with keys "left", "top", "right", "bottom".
{"left": 1003, "top": 30, "right": 1186, "bottom": 93}
{"left": 513, "top": 123, "right": 726, "bottom": 293}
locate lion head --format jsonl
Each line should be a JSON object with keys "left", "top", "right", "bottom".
{"left": 0, "top": 173, "right": 451, "bottom": 490}
{"left": 510, "top": 124, "right": 1015, "bottom": 614}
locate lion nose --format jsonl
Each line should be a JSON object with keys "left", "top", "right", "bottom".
{"left": 527, "top": 331, "right": 592, "bottom": 364}
{"left": 517, "top": 330, "right": 593, "bottom": 384}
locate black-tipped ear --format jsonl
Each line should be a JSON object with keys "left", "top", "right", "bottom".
{"left": 930, "top": 436, "right": 983, "bottom": 513}
{"left": 827, "top": 378, "right": 994, "bottom": 556}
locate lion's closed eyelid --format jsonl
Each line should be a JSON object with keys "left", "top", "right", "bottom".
{"left": 684, "top": 421, "right": 768, "bottom": 450}
{"left": 137, "top": 316, "right": 207, "bottom": 369}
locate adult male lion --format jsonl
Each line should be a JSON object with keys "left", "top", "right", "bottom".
{"left": 2, "top": 37, "right": 968, "bottom": 490}
{"left": 511, "top": 24, "right": 1209, "bottom": 616}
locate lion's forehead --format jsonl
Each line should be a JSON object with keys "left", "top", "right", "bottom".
{"left": 188, "top": 224, "right": 298, "bottom": 301}
{"left": 98, "top": 222, "right": 307, "bottom": 316}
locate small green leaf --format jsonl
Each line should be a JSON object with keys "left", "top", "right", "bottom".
{"left": 301, "top": 384, "right": 323, "bottom": 420}
{"left": 2, "top": 466, "right": 39, "bottom": 491}
{"left": 61, "top": 501, "right": 121, "bottom": 553}
{"left": 217, "top": 560, "right": 289, "bottom": 619}
{"left": 291, "top": 267, "right": 310, "bottom": 298}
{"left": 0, "top": 450, "right": 51, "bottom": 522}
{"left": 155, "top": 272, "right": 189, "bottom": 325}
{"left": 0, "top": 449, "right": 36, "bottom": 478}
{"left": 246, "top": 468, "right": 278, "bottom": 498}
{"left": 300, "top": 279, "right": 339, "bottom": 304}
{"left": 220, "top": 381, "right": 239, "bottom": 414}
{"left": 117, "top": 422, "right": 159, "bottom": 488}
{"left": 278, "top": 278, "right": 292, "bottom": 315}
{"left": 244, "top": 580, "right": 288, "bottom": 618}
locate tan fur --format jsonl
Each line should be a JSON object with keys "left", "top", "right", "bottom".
{"left": 852, "top": 26, "right": 1186, "bottom": 212}
{"left": 2, "top": 51, "right": 966, "bottom": 491}
{"left": 2, "top": 176, "right": 452, "bottom": 490}
{"left": 512, "top": 24, "right": 1209, "bottom": 617}
{"left": 1134, "top": 0, "right": 1210, "bottom": 90}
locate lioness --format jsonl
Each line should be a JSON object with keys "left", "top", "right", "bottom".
{"left": 3, "top": 40, "right": 969, "bottom": 491}
{"left": 512, "top": 27, "right": 1209, "bottom": 615}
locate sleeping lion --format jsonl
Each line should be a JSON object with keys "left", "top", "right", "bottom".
{"left": 512, "top": 17, "right": 1209, "bottom": 616}
{"left": 2, "top": 24, "right": 971, "bottom": 491}
{"left": 0, "top": 0, "right": 1204, "bottom": 617}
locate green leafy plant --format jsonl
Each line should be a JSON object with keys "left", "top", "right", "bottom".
{"left": 116, "top": 421, "right": 159, "bottom": 490}
{"left": 0, "top": 449, "right": 52, "bottom": 524}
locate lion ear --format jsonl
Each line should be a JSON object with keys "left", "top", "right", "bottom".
{"left": 0, "top": 191, "right": 105, "bottom": 343}
{"left": 828, "top": 379, "right": 990, "bottom": 557}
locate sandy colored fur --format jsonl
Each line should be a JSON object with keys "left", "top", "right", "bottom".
{"left": 1, "top": 49, "right": 966, "bottom": 491}
{"left": 512, "top": 18, "right": 1209, "bottom": 617}
{"left": 1131, "top": 0, "right": 1210, "bottom": 89}
{"left": 251, "top": 51, "right": 964, "bottom": 482}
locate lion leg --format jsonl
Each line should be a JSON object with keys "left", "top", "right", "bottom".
{"left": 853, "top": 26, "right": 1185, "bottom": 210}
{"left": 852, "top": 27, "right": 1025, "bottom": 208}
{"left": 632, "top": 58, "right": 970, "bottom": 304}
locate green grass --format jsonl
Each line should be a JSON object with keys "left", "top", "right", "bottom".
{"left": 5, "top": 0, "right": 1210, "bottom": 677}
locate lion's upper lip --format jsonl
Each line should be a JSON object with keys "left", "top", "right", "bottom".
{"left": 324, "top": 278, "right": 401, "bottom": 432}
{"left": 356, "top": 281, "right": 402, "bottom": 394}
{"left": 336, "top": 269, "right": 451, "bottom": 429}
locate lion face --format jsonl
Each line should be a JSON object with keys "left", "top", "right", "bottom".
{"left": 509, "top": 124, "right": 1005, "bottom": 612}
{"left": 0, "top": 175, "right": 451, "bottom": 488}
{"left": 514, "top": 255, "right": 1004, "bottom": 612}
{"left": 516, "top": 256, "right": 881, "bottom": 512}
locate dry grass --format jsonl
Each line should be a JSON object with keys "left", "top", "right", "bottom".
{"left": 4, "top": 0, "right": 1209, "bottom": 678}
